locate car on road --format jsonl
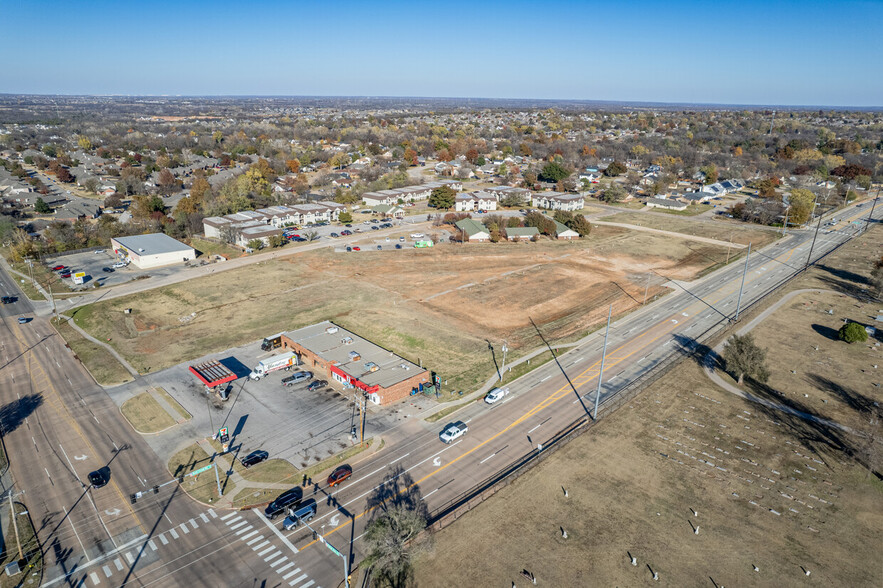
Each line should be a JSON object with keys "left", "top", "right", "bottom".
{"left": 50, "top": 265, "right": 66, "bottom": 271}
{"left": 352, "top": 246, "right": 361, "bottom": 251}
{"left": 1, "top": 296, "right": 15, "bottom": 304}
{"left": 370, "top": 226, "right": 379, "bottom": 230}
{"left": 341, "top": 230, "right": 352, "bottom": 236}
{"left": 327, "top": 464, "right": 353, "bottom": 487}
{"left": 282, "top": 499, "right": 317, "bottom": 530}
{"left": 102, "top": 267, "right": 114, "bottom": 273}
{"left": 88, "top": 469, "right": 109, "bottom": 488}
{"left": 17, "top": 316, "right": 28, "bottom": 324}
{"left": 282, "top": 371, "right": 313, "bottom": 387}
{"left": 440, "top": 421, "right": 468, "bottom": 443}
{"left": 410, "top": 233, "right": 424, "bottom": 239}
{"left": 377, "top": 245, "right": 382, "bottom": 250}
{"left": 484, "top": 386, "right": 510, "bottom": 404}
{"left": 346, "top": 246, "right": 352, "bottom": 252}
{"left": 240, "top": 450, "right": 269, "bottom": 468}
{"left": 330, "top": 232, "right": 340, "bottom": 238}
{"left": 344, "top": 223, "right": 352, "bottom": 227}
{"left": 395, "top": 244, "right": 402, "bottom": 249}
{"left": 264, "top": 487, "right": 303, "bottom": 520}
{"left": 306, "top": 380, "right": 327, "bottom": 392}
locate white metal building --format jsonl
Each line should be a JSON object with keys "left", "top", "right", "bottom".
{"left": 111, "top": 234, "right": 196, "bottom": 269}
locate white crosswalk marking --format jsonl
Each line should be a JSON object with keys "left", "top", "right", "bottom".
{"left": 234, "top": 525, "right": 254, "bottom": 536}
{"left": 90, "top": 572, "right": 100, "bottom": 585}
{"left": 252, "top": 540, "right": 270, "bottom": 551}
{"left": 240, "top": 530, "right": 259, "bottom": 541}
{"left": 148, "top": 540, "right": 157, "bottom": 551}
{"left": 263, "top": 550, "right": 281, "bottom": 562}
{"left": 282, "top": 568, "right": 301, "bottom": 580}
{"left": 180, "top": 522, "right": 190, "bottom": 534}
{"left": 189, "top": 518, "right": 199, "bottom": 529}
{"left": 277, "top": 562, "right": 296, "bottom": 574}
{"left": 229, "top": 520, "right": 248, "bottom": 531}
{"left": 225, "top": 516, "right": 243, "bottom": 526}
{"left": 300, "top": 581, "right": 315, "bottom": 588}
{"left": 125, "top": 552, "right": 135, "bottom": 564}
{"left": 114, "top": 558, "right": 124, "bottom": 572}
{"left": 169, "top": 529, "right": 179, "bottom": 539}
{"left": 200, "top": 513, "right": 210, "bottom": 523}
{"left": 220, "top": 512, "right": 237, "bottom": 521}
{"left": 102, "top": 566, "right": 112, "bottom": 578}
{"left": 159, "top": 534, "right": 169, "bottom": 545}
{"left": 208, "top": 509, "right": 218, "bottom": 518}
{"left": 269, "top": 556, "right": 288, "bottom": 568}
{"left": 246, "top": 535, "right": 264, "bottom": 546}
{"left": 289, "top": 573, "right": 308, "bottom": 586}
{"left": 258, "top": 546, "right": 275, "bottom": 557}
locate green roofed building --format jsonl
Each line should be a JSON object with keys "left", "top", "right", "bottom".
{"left": 454, "top": 218, "right": 491, "bottom": 242}
{"left": 505, "top": 226, "right": 539, "bottom": 241}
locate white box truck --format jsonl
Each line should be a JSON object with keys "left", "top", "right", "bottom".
{"left": 249, "top": 351, "right": 298, "bottom": 380}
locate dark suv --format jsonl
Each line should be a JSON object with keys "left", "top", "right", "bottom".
{"left": 264, "top": 487, "right": 303, "bottom": 520}
{"left": 240, "top": 450, "right": 269, "bottom": 468}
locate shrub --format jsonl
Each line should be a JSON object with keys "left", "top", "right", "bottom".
{"left": 838, "top": 322, "right": 868, "bottom": 344}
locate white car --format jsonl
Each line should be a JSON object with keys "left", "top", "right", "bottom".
{"left": 484, "top": 387, "right": 510, "bottom": 404}
{"left": 410, "top": 233, "right": 424, "bottom": 239}
{"left": 439, "top": 421, "right": 468, "bottom": 444}
{"left": 112, "top": 261, "right": 128, "bottom": 269}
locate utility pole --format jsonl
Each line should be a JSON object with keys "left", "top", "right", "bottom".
{"left": 863, "top": 189, "right": 879, "bottom": 234}
{"left": 804, "top": 215, "right": 823, "bottom": 271}
{"left": 593, "top": 305, "right": 612, "bottom": 421}
{"left": 734, "top": 242, "right": 752, "bottom": 322}
{"left": 213, "top": 462, "right": 223, "bottom": 498}
{"left": 358, "top": 395, "right": 366, "bottom": 447}
{"left": 6, "top": 489, "right": 25, "bottom": 560}
{"left": 294, "top": 513, "right": 349, "bottom": 588}
{"left": 782, "top": 206, "right": 789, "bottom": 236}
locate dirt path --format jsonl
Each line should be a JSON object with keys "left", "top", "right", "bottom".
{"left": 701, "top": 288, "right": 854, "bottom": 433}
{"left": 60, "top": 313, "right": 141, "bottom": 377}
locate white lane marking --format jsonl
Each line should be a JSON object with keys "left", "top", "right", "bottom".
{"left": 329, "top": 514, "right": 340, "bottom": 527}
{"left": 282, "top": 568, "right": 302, "bottom": 580}
{"left": 527, "top": 423, "right": 542, "bottom": 434}
{"left": 423, "top": 488, "right": 439, "bottom": 499}
{"left": 62, "top": 506, "right": 87, "bottom": 556}
{"left": 389, "top": 452, "right": 410, "bottom": 465}
{"left": 432, "top": 457, "right": 442, "bottom": 466}
{"left": 479, "top": 453, "right": 496, "bottom": 464}
{"left": 234, "top": 525, "right": 254, "bottom": 536}
{"left": 58, "top": 444, "right": 82, "bottom": 485}
{"left": 246, "top": 535, "right": 264, "bottom": 546}
{"left": 539, "top": 375, "right": 551, "bottom": 382}
{"left": 256, "top": 511, "right": 300, "bottom": 554}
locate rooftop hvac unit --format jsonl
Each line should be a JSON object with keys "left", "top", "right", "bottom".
{"left": 326, "top": 326, "right": 339, "bottom": 334}
{"left": 349, "top": 351, "right": 361, "bottom": 361}
{"left": 365, "top": 362, "right": 378, "bottom": 372}
{"left": 341, "top": 336, "right": 353, "bottom": 344}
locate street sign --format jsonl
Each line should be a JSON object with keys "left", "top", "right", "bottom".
{"left": 188, "top": 464, "right": 213, "bottom": 477}
{"left": 325, "top": 542, "right": 342, "bottom": 557}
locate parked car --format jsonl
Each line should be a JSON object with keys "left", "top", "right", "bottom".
{"left": 327, "top": 464, "right": 353, "bottom": 488}
{"left": 102, "top": 267, "right": 114, "bottom": 273}
{"left": 240, "top": 450, "right": 269, "bottom": 468}
{"left": 282, "top": 371, "right": 313, "bottom": 387}
{"left": 371, "top": 226, "right": 379, "bottom": 230}
{"left": 306, "top": 380, "right": 327, "bottom": 391}
{"left": 282, "top": 499, "right": 317, "bottom": 530}
{"left": 330, "top": 233, "right": 340, "bottom": 238}
{"left": 112, "top": 261, "right": 127, "bottom": 269}
{"left": 59, "top": 271, "right": 72, "bottom": 278}
{"left": 485, "top": 387, "right": 510, "bottom": 404}
{"left": 50, "top": 265, "right": 66, "bottom": 271}
{"left": 264, "top": 487, "right": 303, "bottom": 520}
{"left": 376, "top": 245, "right": 382, "bottom": 250}
{"left": 440, "top": 421, "right": 468, "bottom": 443}
{"left": 395, "top": 244, "right": 402, "bottom": 249}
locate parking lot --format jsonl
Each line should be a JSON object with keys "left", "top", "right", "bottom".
{"left": 109, "top": 336, "right": 435, "bottom": 471}
{"left": 44, "top": 249, "right": 200, "bottom": 291}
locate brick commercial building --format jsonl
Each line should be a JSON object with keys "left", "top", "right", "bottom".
{"left": 280, "top": 321, "right": 430, "bottom": 406}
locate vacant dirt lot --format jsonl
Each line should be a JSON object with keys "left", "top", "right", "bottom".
{"left": 414, "top": 358, "right": 882, "bottom": 588}
{"left": 71, "top": 226, "right": 734, "bottom": 392}
{"left": 601, "top": 211, "right": 780, "bottom": 247}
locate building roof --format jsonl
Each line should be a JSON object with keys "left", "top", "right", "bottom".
{"left": 454, "top": 218, "right": 489, "bottom": 237}
{"left": 553, "top": 220, "right": 578, "bottom": 235}
{"left": 646, "top": 197, "right": 686, "bottom": 208}
{"left": 506, "top": 227, "right": 539, "bottom": 237}
{"left": 112, "top": 233, "right": 193, "bottom": 255}
{"left": 285, "top": 321, "right": 425, "bottom": 389}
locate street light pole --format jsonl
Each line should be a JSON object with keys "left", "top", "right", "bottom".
{"left": 499, "top": 341, "right": 508, "bottom": 382}
{"left": 863, "top": 189, "right": 879, "bottom": 234}
{"left": 804, "top": 214, "right": 823, "bottom": 271}
{"left": 734, "top": 242, "right": 752, "bottom": 322}
{"left": 593, "top": 305, "right": 612, "bottom": 420}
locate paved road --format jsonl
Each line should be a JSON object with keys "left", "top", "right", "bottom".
{"left": 260, "top": 199, "right": 880, "bottom": 587}
{"left": 0, "top": 267, "right": 325, "bottom": 587}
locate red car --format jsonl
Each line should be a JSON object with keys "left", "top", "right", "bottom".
{"left": 51, "top": 265, "right": 66, "bottom": 271}
{"left": 327, "top": 464, "right": 352, "bottom": 487}
{"left": 59, "top": 271, "right": 72, "bottom": 278}
{"left": 352, "top": 247, "right": 361, "bottom": 251}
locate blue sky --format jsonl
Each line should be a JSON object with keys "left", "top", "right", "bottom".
{"left": 4, "top": 0, "right": 881, "bottom": 106}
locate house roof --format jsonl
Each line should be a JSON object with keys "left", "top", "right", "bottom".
{"left": 646, "top": 197, "right": 686, "bottom": 208}
{"left": 112, "top": 233, "right": 193, "bottom": 255}
{"left": 553, "top": 220, "right": 578, "bottom": 235}
{"left": 506, "top": 227, "right": 539, "bottom": 237}
{"left": 454, "top": 218, "right": 489, "bottom": 237}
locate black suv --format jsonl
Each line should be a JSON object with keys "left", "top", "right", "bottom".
{"left": 264, "top": 487, "right": 303, "bottom": 520}
{"left": 240, "top": 450, "right": 269, "bottom": 468}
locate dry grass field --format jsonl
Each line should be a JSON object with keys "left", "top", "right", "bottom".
{"left": 413, "top": 358, "right": 882, "bottom": 588}
{"left": 600, "top": 211, "right": 780, "bottom": 247}
{"left": 70, "top": 226, "right": 737, "bottom": 392}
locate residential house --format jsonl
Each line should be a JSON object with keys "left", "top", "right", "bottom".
{"left": 578, "top": 171, "right": 602, "bottom": 184}
{"left": 553, "top": 220, "right": 579, "bottom": 240}
{"left": 531, "top": 192, "right": 585, "bottom": 211}
{"left": 56, "top": 200, "right": 101, "bottom": 221}
{"left": 454, "top": 218, "right": 491, "bottom": 242}
{"left": 505, "top": 227, "right": 539, "bottom": 241}
{"left": 371, "top": 204, "right": 405, "bottom": 218}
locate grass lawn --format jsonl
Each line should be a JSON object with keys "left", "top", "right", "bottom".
{"left": 120, "top": 392, "right": 177, "bottom": 433}
{"left": 232, "top": 488, "right": 281, "bottom": 509}
{"left": 167, "top": 443, "right": 222, "bottom": 504}
{"left": 0, "top": 501, "right": 42, "bottom": 588}
{"left": 425, "top": 402, "right": 472, "bottom": 423}
{"left": 187, "top": 237, "right": 244, "bottom": 259}
{"left": 655, "top": 203, "right": 714, "bottom": 216}
{"left": 155, "top": 387, "right": 191, "bottom": 421}
{"left": 53, "top": 320, "right": 133, "bottom": 386}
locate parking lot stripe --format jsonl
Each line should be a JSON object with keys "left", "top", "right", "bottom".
{"left": 246, "top": 535, "right": 264, "bottom": 546}
{"left": 169, "top": 529, "right": 179, "bottom": 539}
{"left": 220, "top": 512, "right": 237, "bottom": 521}
{"left": 282, "top": 568, "right": 301, "bottom": 580}
{"left": 200, "top": 513, "right": 210, "bottom": 523}
{"left": 114, "top": 558, "right": 124, "bottom": 572}
{"left": 277, "top": 562, "right": 296, "bottom": 574}
{"left": 239, "top": 530, "right": 259, "bottom": 541}
{"left": 159, "top": 534, "right": 168, "bottom": 545}
{"left": 228, "top": 520, "right": 248, "bottom": 531}
{"left": 102, "top": 566, "right": 112, "bottom": 578}
{"left": 148, "top": 540, "right": 156, "bottom": 551}
{"left": 90, "top": 572, "right": 100, "bottom": 585}
{"left": 269, "top": 556, "right": 288, "bottom": 568}
{"left": 258, "top": 546, "right": 275, "bottom": 557}
{"left": 289, "top": 573, "right": 308, "bottom": 586}
{"left": 252, "top": 540, "right": 270, "bottom": 551}
{"left": 234, "top": 525, "right": 254, "bottom": 536}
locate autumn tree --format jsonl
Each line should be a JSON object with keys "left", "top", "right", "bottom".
{"left": 788, "top": 188, "right": 815, "bottom": 225}
{"left": 191, "top": 177, "right": 211, "bottom": 202}
{"left": 429, "top": 186, "right": 456, "bottom": 209}
{"left": 56, "top": 166, "right": 74, "bottom": 183}
{"left": 157, "top": 169, "right": 179, "bottom": 196}
{"left": 604, "top": 161, "right": 627, "bottom": 177}
{"left": 699, "top": 164, "right": 718, "bottom": 184}
{"left": 722, "top": 333, "right": 770, "bottom": 385}
{"left": 831, "top": 163, "right": 872, "bottom": 181}
{"left": 403, "top": 148, "right": 418, "bottom": 166}
{"left": 285, "top": 158, "right": 301, "bottom": 173}
{"left": 465, "top": 148, "right": 479, "bottom": 164}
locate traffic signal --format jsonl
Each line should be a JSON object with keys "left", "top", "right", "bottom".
{"left": 177, "top": 476, "right": 184, "bottom": 483}
{"left": 153, "top": 485, "right": 160, "bottom": 494}
{"left": 312, "top": 531, "right": 317, "bottom": 540}
{"left": 130, "top": 494, "right": 137, "bottom": 504}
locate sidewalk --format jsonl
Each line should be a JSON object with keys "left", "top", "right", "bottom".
{"left": 59, "top": 313, "right": 140, "bottom": 378}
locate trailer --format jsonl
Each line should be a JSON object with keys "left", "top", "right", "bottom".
{"left": 261, "top": 332, "right": 286, "bottom": 352}
{"left": 249, "top": 351, "right": 299, "bottom": 380}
